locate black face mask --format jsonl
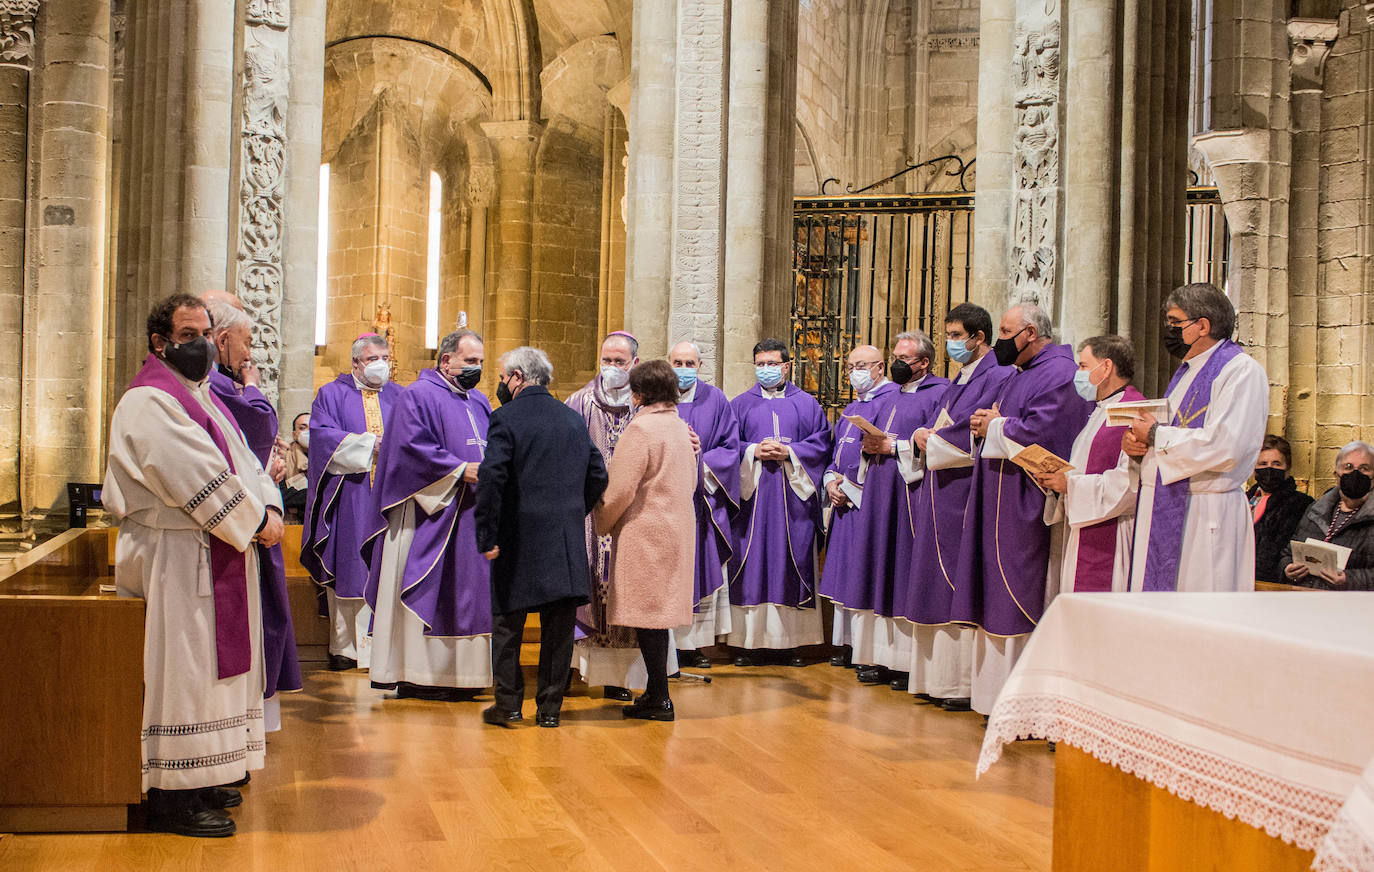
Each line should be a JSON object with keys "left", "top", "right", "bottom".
{"left": 1253, "top": 467, "right": 1286, "bottom": 494}
{"left": 495, "top": 379, "right": 513, "bottom": 405}
{"left": 992, "top": 327, "right": 1027, "bottom": 367}
{"left": 1339, "top": 470, "right": 1372, "bottom": 501}
{"left": 1163, "top": 324, "right": 1192, "bottom": 359}
{"left": 162, "top": 336, "right": 216, "bottom": 382}
{"left": 890, "top": 359, "right": 914, "bottom": 386}
{"left": 455, "top": 366, "right": 482, "bottom": 390}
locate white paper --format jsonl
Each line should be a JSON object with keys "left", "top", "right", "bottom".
{"left": 1106, "top": 398, "right": 1171, "bottom": 427}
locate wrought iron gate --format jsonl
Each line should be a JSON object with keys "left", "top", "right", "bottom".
{"left": 1185, "top": 186, "right": 1229, "bottom": 286}
{"left": 791, "top": 192, "right": 974, "bottom": 416}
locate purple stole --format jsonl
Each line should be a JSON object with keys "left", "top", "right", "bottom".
{"left": 130, "top": 355, "right": 253, "bottom": 679}
{"left": 1139, "top": 341, "right": 1245, "bottom": 591}
{"left": 1072, "top": 385, "right": 1144, "bottom": 592}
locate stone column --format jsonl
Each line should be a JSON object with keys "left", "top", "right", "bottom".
{"left": 969, "top": 0, "right": 1016, "bottom": 313}
{"left": 622, "top": 0, "right": 678, "bottom": 362}
{"left": 1285, "top": 19, "right": 1337, "bottom": 484}
{"left": 481, "top": 119, "right": 542, "bottom": 367}
{"left": 0, "top": 0, "right": 37, "bottom": 531}
{"left": 464, "top": 164, "right": 493, "bottom": 336}
{"left": 277, "top": 0, "right": 325, "bottom": 424}
{"left": 20, "top": 0, "right": 110, "bottom": 524}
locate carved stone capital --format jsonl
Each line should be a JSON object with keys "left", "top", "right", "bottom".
{"left": 246, "top": 0, "right": 289, "bottom": 29}
{"left": 0, "top": 0, "right": 40, "bottom": 66}
{"left": 466, "top": 163, "right": 495, "bottom": 207}
{"left": 1288, "top": 18, "right": 1339, "bottom": 90}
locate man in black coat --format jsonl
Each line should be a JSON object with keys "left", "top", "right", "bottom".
{"left": 475, "top": 346, "right": 609, "bottom": 728}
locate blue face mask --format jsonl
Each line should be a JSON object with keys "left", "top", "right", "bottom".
{"left": 1073, "top": 369, "right": 1099, "bottom": 402}
{"left": 755, "top": 365, "right": 784, "bottom": 388}
{"left": 674, "top": 366, "right": 698, "bottom": 391}
{"left": 946, "top": 337, "right": 974, "bottom": 365}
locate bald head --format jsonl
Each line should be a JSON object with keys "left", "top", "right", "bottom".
{"left": 847, "top": 345, "right": 881, "bottom": 364}
{"left": 669, "top": 341, "right": 701, "bottom": 368}
{"left": 202, "top": 289, "right": 244, "bottom": 312}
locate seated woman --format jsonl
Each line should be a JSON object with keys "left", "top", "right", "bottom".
{"left": 1281, "top": 441, "right": 1374, "bottom": 590}
{"left": 595, "top": 359, "right": 699, "bottom": 720}
{"left": 1248, "top": 434, "right": 1313, "bottom": 582}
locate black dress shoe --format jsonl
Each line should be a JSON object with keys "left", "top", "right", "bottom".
{"left": 536, "top": 712, "right": 560, "bottom": 728}
{"left": 829, "top": 652, "right": 852, "bottom": 667}
{"left": 224, "top": 772, "right": 251, "bottom": 788}
{"left": 623, "top": 697, "right": 675, "bottom": 721}
{"left": 397, "top": 682, "right": 479, "bottom": 702}
{"left": 481, "top": 705, "right": 523, "bottom": 727}
{"left": 603, "top": 685, "right": 633, "bottom": 701}
{"left": 145, "top": 789, "right": 236, "bottom": 838}
{"left": 327, "top": 654, "right": 357, "bottom": 671}
{"left": 888, "top": 672, "right": 910, "bottom": 691}
{"left": 685, "top": 651, "right": 712, "bottom": 669}
{"left": 786, "top": 655, "right": 807, "bottom": 668}
{"left": 913, "top": 693, "right": 938, "bottom": 703}
{"left": 856, "top": 666, "right": 889, "bottom": 684}
{"left": 198, "top": 786, "right": 242, "bottom": 810}
{"left": 939, "top": 697, "right": 973, "bottom": 712}
{"left": 732, "top": 654, "right": 754, "bottom": 667}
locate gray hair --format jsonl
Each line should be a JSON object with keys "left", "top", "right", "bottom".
{"left": 894, "top": 330, "right": 935, "bottom": 362}
{"left": 500, "top": 346, "right": 553, "bottom": 386}
{"left": 1165, "top": 282, "right": 1235, "bottom": 340}
{"left": 1011, "top": 303, "right": 1054, "bottom": 341}
{"left": 603, "top": 332, "right": 638, "bottom": 358}
{"left": 438, "top": 328, "right": 483, "bottom": 357}
{"left": 1335, "top": 441, "right": 1374, "bottom": 469}
{"left": 351, "top": 334, "right": 389, "bottom": 361}
{"left": 206, "top": 301, "right": 252, "bottom": 337}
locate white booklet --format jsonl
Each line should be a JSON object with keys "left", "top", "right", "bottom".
{"left": 1105, "top": 398, "right": 1171, "bottom": 427}
{"left": 1289, "top": 537, "right": 1352, "bottom": 573}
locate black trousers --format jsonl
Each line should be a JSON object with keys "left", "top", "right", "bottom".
{"left": 491, "top": 601, "right": 578, "bottom": 716}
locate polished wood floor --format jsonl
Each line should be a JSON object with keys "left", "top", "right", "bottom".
{"left": 0, "top": 658, "right": 1054, "bottom": 871}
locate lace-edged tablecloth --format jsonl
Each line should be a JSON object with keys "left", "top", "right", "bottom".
{"left": 977, "top": 593, "right": 1374, "bottom": 870}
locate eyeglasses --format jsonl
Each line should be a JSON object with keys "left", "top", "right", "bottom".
{"left": 843, "top": 361, "right": 882, "bottom": 373}
{"left": 1165, "top": 317, "right": 1198, "bottom": 329}
{"left": 1336, "top": 463, "right": 1374, "bottom": 475}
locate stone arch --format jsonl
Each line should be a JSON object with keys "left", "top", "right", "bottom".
{"left": 794, "top": 118, "right": 822, "bottom": 196}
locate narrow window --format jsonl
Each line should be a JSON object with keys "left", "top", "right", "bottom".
{"left": 425, "top": 171, "right": 442, "bottom": 350}
{"left": 315, "top": 163, "right": 330, "bottom": 346}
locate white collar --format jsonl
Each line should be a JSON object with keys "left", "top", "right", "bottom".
{"left": 353, "top": 373, "right": 387, "bottom": 392}
{"left": 956, "top": 353, "right": 984, "bottom": 383}
{"left": 1182, "top": 339, "right": 1222, "bottom": 369}
{"left": 679, "top": 381, "right": 699, "bottom": 403}
{"left": 857, "top": 378, "right": 891, "bottom": 402}
{"left": 900, "top": 374, "right": 928, "bottom": 394}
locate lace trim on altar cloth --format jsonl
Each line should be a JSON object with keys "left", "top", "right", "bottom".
{"left": 977, "top": 694, "right": 1346, "bottom": 853}
{"left": 1314, "top": 808, "right": 1374, "bottom": 872}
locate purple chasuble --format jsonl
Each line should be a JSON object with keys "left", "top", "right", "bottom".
{"left": 948, "top": 344, "right": 1093, "bottom": 637}
{"left": 902, "top": 358, "right": 1014, "bottom": 625}
{"left": 302, "top": 373, "right": 402, "bottom": 599}
{"left": 130, "top": 355, "right": 253, "bottom": 680}
{"left": 208, "top": 368, "right": 303, "bottom": 696}
{"left": 1071, "top": 384, "right": 1145, "bottom": 593}
{"left": 1139, "top": 340, "right": 1246, "bottom": 591}
{"left": 360, "top": 368, "right": 493, "bottom": 637}
{"left": 818, "top": 381, "right": 900, "bottom": 607}
{"left": 728, "top": 383, "right": 832, "bottom": 608}
{"left": 566, "top": 378, "right": 638, "bottom": 647}
{"left": 675, "top": 383, "right": 741, "bottom": 607}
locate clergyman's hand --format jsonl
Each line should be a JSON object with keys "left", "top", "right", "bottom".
{"left": 462, "top": 463, "right": 479, "bottom": 484}
{"left": 1122, "top": 430, "right": 1149, "bottom": 458}
{"left": 483, "top": 547, "right": 500, "bottom": 561}
{"left": 257, "top": 511, "right": 285, "bottom": 547}
{"left": 825, "top": 478, "right": 848, "bottom": 508}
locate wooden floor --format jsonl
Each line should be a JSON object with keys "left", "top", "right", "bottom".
{"left": 0, "top": 658, "right": 1054, "bottom": 871}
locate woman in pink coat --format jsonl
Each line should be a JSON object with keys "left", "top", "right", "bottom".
{"left": 595, "top": 359, "right": 698, "bottom": 721}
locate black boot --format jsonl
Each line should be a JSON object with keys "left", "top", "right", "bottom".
{"left": 145, "top": 788, "right": 236, "bottom": 838}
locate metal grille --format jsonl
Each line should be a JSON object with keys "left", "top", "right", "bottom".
{"left": 1186, "top": 186, "right": 1229, "bottom": 286}
{"left": 791, "top": 193, "right": 974, "bottom": 416}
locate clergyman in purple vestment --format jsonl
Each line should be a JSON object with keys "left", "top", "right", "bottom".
{"left": 948, "top": 304, "right": 1093, "bottom": 714}
{"left": 667, "top": 341, "right": 741, "bottom": 661}
{"left": 361, "top": 331, "right": 494, "bottom": 698}
{"left": 204, "top": 296, "right": 302, "bottom": 727}
{"left": 302, "top": 334, "right": 402, "bottom": 669}
{"left": 726, "top": 340, "right": 832, "bottom": 660}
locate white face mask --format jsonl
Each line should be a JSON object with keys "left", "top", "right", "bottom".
{"left": 362, "top": 360, "right": 390, "bottom": 387}
{"left": 600, "top": 365, "right": 630, "bottom": 390}
{"left": 849, "top": 369, "right": 875, "bottom": 394}
{"left": 296, "top": 430, "right": 310, "bottom": 450}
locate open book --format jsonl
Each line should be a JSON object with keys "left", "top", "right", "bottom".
{"left": 842, "top": 414, "right": 886, "bottom": 439}
{"left": 1289, "top": 538, "right": 1352, "bottom": 574}
{"left": 1106, "top": 398, "right": 1171, "bottom": 427}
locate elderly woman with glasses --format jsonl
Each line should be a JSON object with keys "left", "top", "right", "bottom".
{"left": 1281, "top": 441, "right": 1374, "bottom": 590}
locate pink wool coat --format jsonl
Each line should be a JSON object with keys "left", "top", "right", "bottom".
{"left": 594, "top": 403, "right": 697, "bottom": 629}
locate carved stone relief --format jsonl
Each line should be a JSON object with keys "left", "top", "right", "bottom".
{"left": 235, "top": 26, "right": 290, "bottom": 403}
{"left": 0, "top": 0, "right": 40, "bottom": 65}
{"left": 1010, "top": 12, "right": 1060, "bottom": 306}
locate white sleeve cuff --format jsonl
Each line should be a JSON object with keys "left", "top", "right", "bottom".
{"left": 839, "top": 477, "right": 863, "bottom": 509}
{"left": 414, "top": 466, "right": 464, "bottom": 515}
{"left": 703, "top": 463, "right": 720, "bottom": 495}
{"left": 981, "top": 417, "right": 1026, "bottom": 460}
{"left": 740, "top": 445, "right": 762, "bottom": 501}
{"left": 783, "top": 446, "right": 817, "bottom": 501}
{"left": 894, "top": 439, "right": 924, "bottom": 484}
{"left": 325, "top": 432, "right": 377, "bottom": 475}
{"left": 926, "top": 433, "right": 974, "bottom": 470}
